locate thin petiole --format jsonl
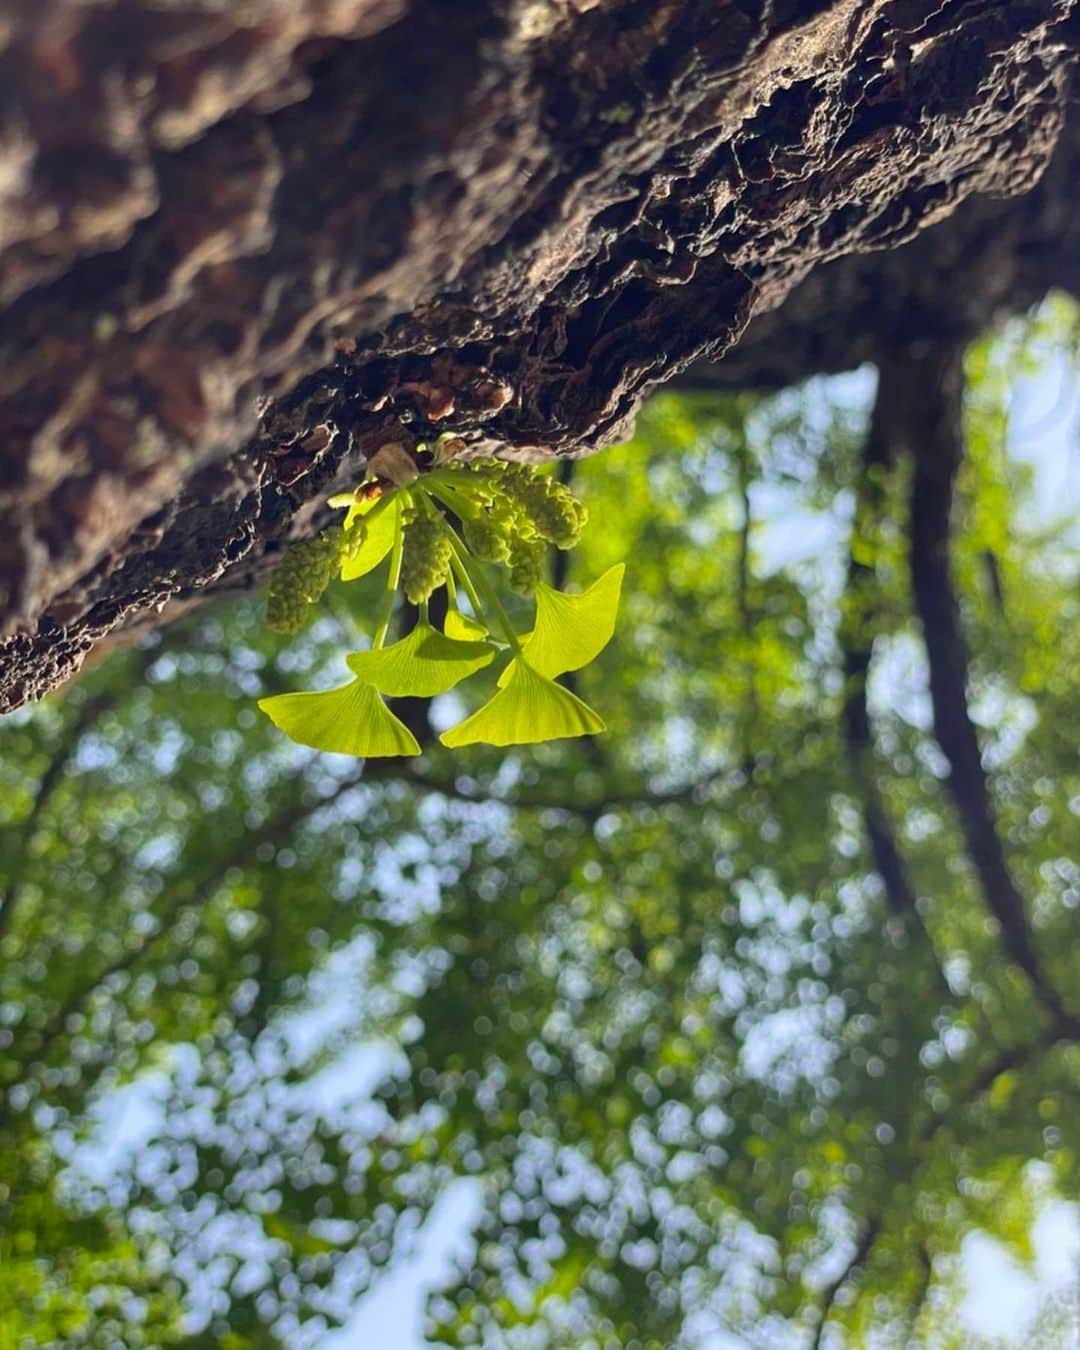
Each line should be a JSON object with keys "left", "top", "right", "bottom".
{"left": 427, "top": 480, "right": 480, "bottom": 523}
{"left": 447, "top": 545, "right": 483, "bottom": 620}
{"left": 373, "top": 492, "right": 408, "bottom": 649}
{"left": 442, "top": 520, "right": 522, "bottom": 655}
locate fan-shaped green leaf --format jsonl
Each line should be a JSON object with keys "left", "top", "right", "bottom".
{"left": 340, "top": 494, "right": 402, "bottom": 581}
{"left": 444, "top": 609, "right": 489, "bottom": 642}
{"left": 346, "top": 623, "right": 495, "bottom": 697}
{"left": 441, "top": 659, "right": 605, "bottom": 748}
{"left": 258, "top": 680, "right": 420, "bottom": 757}
{"left": 498, "top": 564, "right": 624, "bottom": 685}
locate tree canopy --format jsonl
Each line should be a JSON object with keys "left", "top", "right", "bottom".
{"left": 2, "top": 297, "right": 1077, "bottom": 1347}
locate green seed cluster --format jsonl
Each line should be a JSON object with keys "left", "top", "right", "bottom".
{"left": 401, "top": 503, "right": 453, "bottom": 604}
{"left": 454, "top": 462, "right": 588, "bottom": 593}
{"left": 498, "top": 467, "right": 588, "bottom": 550}
{"left": 506, "top": 533, "right": 547, "bottom": 595}
{"left": 341, "top": 515, "right": 367, "bottom": 563}
{"left": 268, "top": 459, "right": 592, "bottom": 641}
{"left": 266, "top": 531, "right": 344, "bottom": 634}
{"left": 461, "top": 513, "right": 510, "bottom": 564}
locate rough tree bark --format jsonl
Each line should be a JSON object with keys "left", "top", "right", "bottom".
{"left": 0, "top": 0, "right": 1075, "bottom": 710}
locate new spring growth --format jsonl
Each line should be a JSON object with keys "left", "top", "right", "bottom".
{"left": 259, "top": 449, "right": 623, "bottom": 755}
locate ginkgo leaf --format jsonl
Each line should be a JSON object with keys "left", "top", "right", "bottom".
{"left": 345, "top": 623, "right": 495, "bottom": 696}
{"left": 340, "top": 494, "right": 402, "bottom": 581}
{"left": 444, "top": 609, "right": 489, "bottom": 642}
{"left": 499, "top": 563, "right": 624, "bottom": 685}
{"left": 328, "top": 483, "right": 387, "bottom": 529}
{"left": 441, "top": 658, "right": 605, "bottom": 748}
{"left": 258, "top": 680, "right": 420, "bottom": 757}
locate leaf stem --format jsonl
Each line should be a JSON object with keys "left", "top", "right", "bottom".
{"left": 442, "top": 521, "right": 522, "bottom": 656}
{"left": 373, "top": 495, "right": 407, "bottom": 649}
{"left": 446, "top": 541, "right": 483, "bottom": 619}
{"left": 427, "top": 481, "right": 480, "bottom": 522}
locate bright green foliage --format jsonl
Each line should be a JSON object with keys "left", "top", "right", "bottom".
{"left": 440, "top": 657, "right": 606, "bottom": 747}
{"left": 505, "top": 530, "right": 546, "bottom": 594}
{"left": 262, "top": 455, "right": 613, "bottom": 753}
{"left": 345, "top": 622, "right": 495, "bottom": 696}
{"left": 444, "top": 462, "right": 588, "bottom": 593}
{"left": 513, "top": 564, "right": 625, "bottom": 679}
{"left": 338, "top": 491, "right": 402, "bottom": 580}
{"left": 1, "top": 1153, "right": 185, "bottom": 1348}
{"left": 462, "top": 512, "right": 511, "bottom": 562}
{"left": 258, "top": 679, "right": 421, "bottom": 756}
{"left": 1, "top": 298, "right": 1078, "bottom": 1349}
{"left": 444, "top": 608, "right": 489, "bottom": 641}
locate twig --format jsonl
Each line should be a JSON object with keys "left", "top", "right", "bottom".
{"left": 0, "top": 646, "right": 156, "bottom": 940}
{"left": 811, "top": 1016, "right": 1075, "bottom": 1344}
{"left": 400, "top": 761, "right": 736, "bottom": 819}
{"left": 0, "top": 766, "right": 367, "bottom": 1123}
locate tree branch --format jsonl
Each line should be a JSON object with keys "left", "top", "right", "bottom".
{"left": 811, "top": 1216, "right": 881, "bottom": 1350}
{"left": 811, "top": 1016, "right": 1075, "bottom": 1344}
{"left": 734, "top": 436, "right": 762, "bottom": 781}
{"left": 838, "top": 377, "right": 954, "bottom": 1004}
{"left": 812, "top": 335, "right": 1080, "bottom": 1350}
{"left": 401, "top": 762, "right": 737, "bottom": 820}
{"left": 1, "top": 743, "right": 735, "bottom": 1121}
{"left": 1, "top": 0, "right": 1073, "bottom": 709}
{"left": 896, "top": 345, "right": 1077, "bottom": 1033}
{"left": 0, "top": 765, "right": 367, "bottom": 1123}
{"left": 0, "top": 645, "right": 156, "bottom": 940}
{"left": 841, "top": 386, "right": 912, "bottom": 915}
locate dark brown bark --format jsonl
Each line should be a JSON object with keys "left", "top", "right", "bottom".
{"left": 681, "top": 103, "right": 1080, "bottom": 392}
{"left": 0, "top": 0, "right": 1075, "bottom": 711}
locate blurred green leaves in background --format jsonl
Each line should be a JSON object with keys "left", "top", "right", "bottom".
{"left": 0, "top": 297, "right": 1077, "bottom": 1348}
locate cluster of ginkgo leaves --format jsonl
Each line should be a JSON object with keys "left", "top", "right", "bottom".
{"left": 258, "top": 452, "right": 623, "bottom": 756}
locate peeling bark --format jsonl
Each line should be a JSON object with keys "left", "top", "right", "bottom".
{"left": 0, "top": 0, "right": 1076, "bottom": 709}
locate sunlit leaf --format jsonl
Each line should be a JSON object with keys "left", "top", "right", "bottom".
{"left": 340, "top": 493, "right": 402, "bottom": 580}
{"left": 346, "top": 623, "right": 495, "bottom": 696}
{"left": 501, "top": 564, "right": 624, "bottom": 684}
{"left": 444, "top": 609, "right": 489, "bottom": 642}
{"left": 258, "top": 679, "right": 420, "bottom": 756}
{"left": 441, "top": 658, "right": 605, "bottom": 747}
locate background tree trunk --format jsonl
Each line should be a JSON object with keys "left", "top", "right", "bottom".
{"left": 0, "top": 0, "right": 1075, "bottom": 710}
